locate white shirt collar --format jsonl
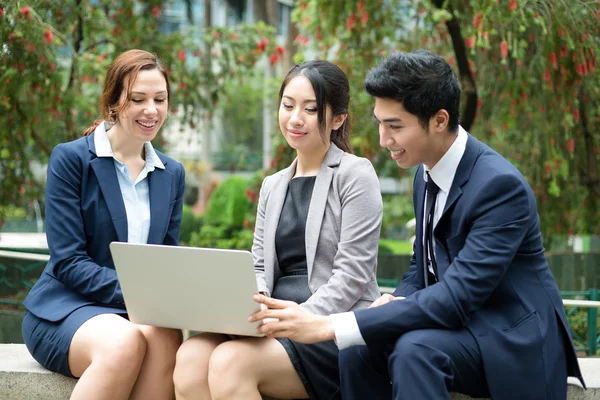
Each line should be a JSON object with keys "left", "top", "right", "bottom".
{"left": 93, "top": 122, "right": 165, "bottom": 170}
{"left": 423, "top": 126, "right": 468, "bottom": 193}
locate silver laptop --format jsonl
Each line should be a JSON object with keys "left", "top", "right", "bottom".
{"left": 109, "top": 242, "right": 263, "bottom": 337}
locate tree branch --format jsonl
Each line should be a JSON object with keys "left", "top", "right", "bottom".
{"left": 430, "top": 0, "right": 478, "bottom": 131}
{"left": 578, "top": 86, "right": 600, "bottom": 197}
{"left": 15, "top": 103, "right": 52, "bottom": 157}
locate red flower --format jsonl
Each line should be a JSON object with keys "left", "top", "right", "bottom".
{"left": 346, "top": 13, "right": 356, "bottom": 30}
{"left": 43, "top": 29, "right": 54, "bottom": 44}
{"left": 257, "top": 38, "right": 268, "bottom": 51}
{"left": 0, "top": 8, "right": 4, "bottom": 17}
{"left": 573, "top": 109, "right": 580, "bottom": 122}
{"left": 567, "top": 138, "right": 574, "bottom": 152}
{"left": 465, "top": 36, "right": 475, "bottom": 48}
{"left": 500, "top": 41, "right": 508, "bottom": 58}
{"left": 472, "top": 13, "right": 482, "bottom": 29}
{"left": 276, "top": 46, "right": 285, "bottom": 55}
{"left": 178, "top": 50, "right": 186, "bottom": 62}
{"left": 559, "top": 45, "right": 568, "bottom": 59}
{"left": 269, "top": 53, "right": 279, "bottom": 66}
{"left": 549, "top": 52, "right": 557, "bottom": 69}
{"left": 21, "top": 6, "right": 30, "bottom": 15}
{"left": 360, "top": 11, "right": 368, "bottom": 24}
{"left": 544, "top": 69, "right": 551, "bottom": 81}
{"left": 509, "top": 0, "right": 517, "bottom": 11}
{"left": 152, "top": 7, "right": 161, "bottom": 18}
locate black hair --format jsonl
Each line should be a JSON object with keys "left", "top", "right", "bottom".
{"left": 279, "top": 60, "right": 352, "bottom": 153}
{"left": 364, "top": 49, "right": 461, "bottom": 132}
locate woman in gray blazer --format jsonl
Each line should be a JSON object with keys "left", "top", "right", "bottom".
{"left": 173, "top": 60, "right": 383, "bottom": 400}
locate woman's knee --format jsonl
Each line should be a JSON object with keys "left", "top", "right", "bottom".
{"left": 140, "top": 326, "right": 182, "bottom": 357}
{"left": 174, "top": 334, "right": 226, "bottom": 393}
{"left": 69, "top": 315, "right": 147, "bottom": 378}
{"left": 97, "top": 324, "right": 147, "bottom": 371}
{"left": 208, "top": 341, "right": 257, "bottom": 396}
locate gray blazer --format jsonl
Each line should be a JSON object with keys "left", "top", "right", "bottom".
{"left": 252, "top": 143, "right": 383, "bottom": 316}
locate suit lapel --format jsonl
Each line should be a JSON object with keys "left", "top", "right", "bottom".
{"left": 264, "top": 161, "right": 296, "bottom": 280}
{"left": 439, "top": 134, "right": 479, "bottom": 224}
{"left": 435, "top": 134, "right": 480, "bottom": 279}
{"left": 90, "top": 157, "right": 128, "bottom": 243}
{"left": 305, "top": 164, "right": 333, "bottom": 276}
{"left": 305, "top": 144, "right": 343, "bottom": 276}
{"left": 147, "top": 168, "right": 172, "bottom": 244}
{"left": 413, "top": 170, "right": 426, "bottom": 285}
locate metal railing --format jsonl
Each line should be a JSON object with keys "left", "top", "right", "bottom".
{"left": 1, "top": 250, "right": 600, "bottom": 354}
{"left": 562, "top": 289, "right": 599, "bottom": 355}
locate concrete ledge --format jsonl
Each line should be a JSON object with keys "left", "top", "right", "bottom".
{"left": 0, "top": 344, "right": 75, "bottom": 400}
{"left": 1, "top": 344, "right": 598, "bottom": 399}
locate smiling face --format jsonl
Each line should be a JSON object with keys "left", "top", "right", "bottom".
{"left": 114, "top": 68, "right": 168, "bottom": 143}
{"left": 374, "top": 97, "right": 450, "bottom": 169}
{"left": 279, "top": 75, "right": 339, "bottom": 155}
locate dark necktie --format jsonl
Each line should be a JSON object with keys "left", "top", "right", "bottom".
{"left": 424, "top": 172, "right": 439, "bottom": 287}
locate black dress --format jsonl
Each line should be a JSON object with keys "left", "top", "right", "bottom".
{"left": 273, "top": 176, "right": 341, "bottom": 400}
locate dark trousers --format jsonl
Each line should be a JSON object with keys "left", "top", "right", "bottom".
{"left": 339, "top": 328, "right": 491, "bottom": 400}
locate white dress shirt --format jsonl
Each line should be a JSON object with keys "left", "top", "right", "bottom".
{"left": 94, "top": 122, "right": 165, "bottom": 244}
{"left": 331, "top": 127, "right": 468, "bottom": 350}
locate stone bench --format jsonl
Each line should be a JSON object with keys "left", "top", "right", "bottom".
{"left": 1, "top": 344, "right": 598, "bottom": 399}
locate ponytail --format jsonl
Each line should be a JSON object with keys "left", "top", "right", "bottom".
{"left": 331, "top": 117, "right": 352, "bottom": 154}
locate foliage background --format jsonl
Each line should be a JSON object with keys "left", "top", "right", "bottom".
{"left": 1, "top": 0, "right": 599, "bottom": 246}
{"left": 0, "top": 0, "right": 279, "bottom": 224}
{"left": 288, "top": 0, "right": 600, "bottom": 242}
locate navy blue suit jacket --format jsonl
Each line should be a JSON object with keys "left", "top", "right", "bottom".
{"left": 24, "top": 133, "right": 185, "bottom": 322}
{"left": 354, "top": 134, "right": 584, "bottom": 398}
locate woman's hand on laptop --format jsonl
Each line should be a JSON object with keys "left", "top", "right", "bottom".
{"left": 250, "top": 294, "right": 334, "bottom": 344}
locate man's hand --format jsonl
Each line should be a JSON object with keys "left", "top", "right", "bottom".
{"left": 368, "top": 293, "right": 405, "bottom": 308}
{"left": 250, "top": 294, "right": 335, "bottom": 344}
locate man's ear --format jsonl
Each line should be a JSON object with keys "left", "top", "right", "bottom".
{"left": 429, "top": 109, "right": 450, "bottom": 133}
{"left": 332, "top": 113, "right": 348, "bottom": 131}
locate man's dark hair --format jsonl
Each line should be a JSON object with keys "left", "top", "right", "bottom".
{"left": 364, "top": 49, "right": 461, "bottom": 132}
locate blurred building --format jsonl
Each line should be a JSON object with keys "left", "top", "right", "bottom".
{"left": 159, "top": 0, "right": 293, "bottom": 166}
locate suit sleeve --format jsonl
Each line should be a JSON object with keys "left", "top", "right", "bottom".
{"left": 355, "top": 173, "right": 531, "bottom": 345}
{"left": 252, "top": 175, "right": 270, "bottom": 295}
{"left": 393, "top": 247, "right": 421, "bottom": 297}
{"left": 162, "top": 163, "right": 185, "bottom": 246}
{"left": 302, "top": 159, "right": 383, "bottom": 315}
{"left": 45, "top": 144, "right": 124, "bottom": 306}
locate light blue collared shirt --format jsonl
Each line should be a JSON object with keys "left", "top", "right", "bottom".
{"left": 94, "top": 122, "right": 165, "bottom": 244}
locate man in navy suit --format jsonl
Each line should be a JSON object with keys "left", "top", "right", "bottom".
{"left": 252, "top": 50, "right": 584, "bottom": 399}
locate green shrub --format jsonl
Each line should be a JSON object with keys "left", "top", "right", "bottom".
{"left": 204, "top": 176, "right": 251, "bottom": 229}
{"left": 179, "top": 205, "right": 203, "bottom": 245}
{"left": 188, "top": 224, "right": 253, "bottom": 251}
